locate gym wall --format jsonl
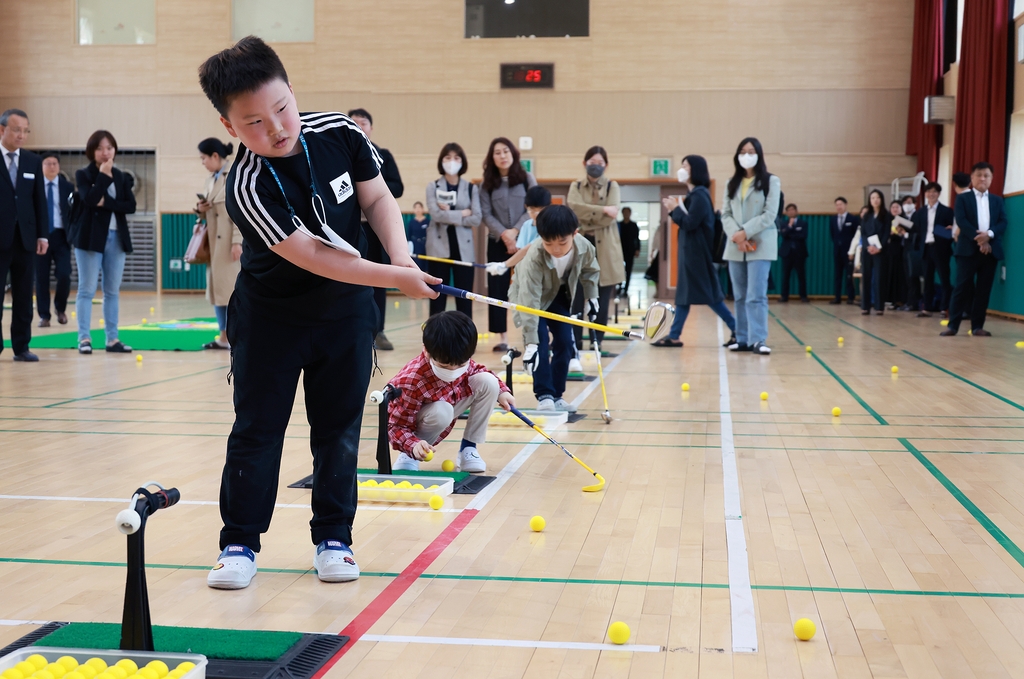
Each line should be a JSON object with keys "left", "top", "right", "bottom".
{"left": 0, "top": 0, "right": 917, "bottom": 214}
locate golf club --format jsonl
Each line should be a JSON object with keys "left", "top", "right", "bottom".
{"left": 508, "top": 406, "right": 605, "bottom": 492}
{"left": 413, "top": 254, "right": 488, "bottom": 269}
{"left": 594, "top": 341, "right": 611, "bottom": 423}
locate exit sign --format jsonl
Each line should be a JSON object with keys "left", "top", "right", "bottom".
{"left": 650, "top": 158, "right": 672, "bottom": 178}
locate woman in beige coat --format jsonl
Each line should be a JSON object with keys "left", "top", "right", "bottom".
{"left": 567, "top": 145, "right": 623, "bottom": 345}
{"left": 195, "top": 138, "right": 242, "bottom": 349}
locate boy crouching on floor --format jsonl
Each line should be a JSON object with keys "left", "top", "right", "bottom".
{"left": 388, "top": 311, "right": 514, "bottom": 473}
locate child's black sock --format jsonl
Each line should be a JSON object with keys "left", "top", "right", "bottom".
{"left": 460, "top": 438, "right": 476, "bottom": 451}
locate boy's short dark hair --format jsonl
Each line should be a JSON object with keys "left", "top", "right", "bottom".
{"left": 347, "top": 108, "right": 372, "bottom": 126}
{"left": 525, "top": 185, "right": 552, "bottom": 208}
{"left": 835, "top": 196, "right": 847, "bottom": 204}
{"left": 199, "top": 36, "right": 289, "bottom": 117}
{"left": 785, "top": 203, "right": 797, "bottom": 211}
{"left": 924, "top": 182, "right": 942, "bottom": 193}
{"left": 952, "top": 172, "right": 971, "bottom": 189}
{"left": 535, "top": 205, "right": 579, "bottom": 240}
{"left": 972, "top": 161, "right": 994, "bottom": 173}
{"left": 422, "top": 311, "right": 477, "bottom": 366}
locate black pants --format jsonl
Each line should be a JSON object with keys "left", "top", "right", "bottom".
{"left": 571, "top": 283, "right": 614, "bottom": 346}
{"left": 621, "top": 255, "right": 634, "bottom": 293}
{"left": 219, "top": 292, "right": 376, "bottom": 551}
{"left": 0, "top": 229, "right": 34, "bottom": 355}
{"left": 860, "top": 252, "right": 883, "bottom": 311}
{"left": 780, "top": 254, "right": 807, "bottom": 301}
{"left": 833, "top": 251, "right": 855, "bottom": 301}
{"left": 427, "top": 259, "right": 474, "bottom": 318}
{"left": 486, "top": 238, "right": 511, "bottom": 333}
{"left": 36, "top": 229, "right": 72, "bottom": 320}
{"left": 904, "top": 247, "right": 924, "bottom": 310}
{"left": 879, "top": 240, "right": 904, "bottom": 306}
{"left": 361, "top": 222, "right": 389, "bottom": 335}
{"left": 947, "top": 253, "right": 998, "bottom": 333}
{"left": 922, "top": 239, "right": 953, "bottom": 312}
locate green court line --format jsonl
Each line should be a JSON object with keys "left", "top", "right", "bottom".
{"left": 813, "top": 306, "right": 897, "bottom": 346}
{"left": 902, "top": 350, "right": 1024, "bottom": 413}
{"left": 770, "top": 312, "right": 888, "bottom": 425}
{"left": 899, "top": 438, "right": 1024, "bottom": 570}
{"left": 2, "top": 556, "right": 1023, "bottom": 599}
{"left": 44, "top": 366, "right": 227, "bottom": 408}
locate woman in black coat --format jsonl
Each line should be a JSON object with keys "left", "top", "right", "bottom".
{"left": 653, "top": 155, "right": 737, "bottom": 347}
{"left": 859, "top": 189, "right": 891, "bottom": 315}
{"left": 878, "top": 200, "right": 906, "bottom": 309}
{"left": 72, "top": 130, "right": 136, "bottom": 354}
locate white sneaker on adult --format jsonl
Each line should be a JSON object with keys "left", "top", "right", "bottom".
{"left": 554, "top": 398, "right": 578, "bottom": 413}
{"left": 536, "top": 397, "right": 556, "bottom": 412}
{"left": 313, "top": 540, "right": 360, "bottom": 582}
{"left": 393, "top": 452, "right": 420, "bottom": 471}
{"left": 457, "top": 446, "right": 486, "bottom": 473}
{"left": 568, "top": 358, "right": 584, "bottom": 374}
{"left": 207, "top": 545, "right": 257, "bottom": 590}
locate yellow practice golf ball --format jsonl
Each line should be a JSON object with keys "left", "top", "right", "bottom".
{"left": 141, "top": 318, "right": 147, "bottom": 324}
{"left": 106, "top": 668, "right": 127, "bottom": 679}
{"left": 65, "top": 672, "right": 84, "bottom": 679}
{"left": 77, "top": 668, "right": 96, "bottom": 679}
{"left": 607, "top": 621, "right": 631, "bottom": 645}
{"left": 33, "top": 672, "right": 54, "bottom": 679}
{"left": 529, "top": 515, "right": 545, "bottom": 531}
{"left": 760, "top": 392, "right": 769, "bottom": 401}
{"left": 837, "top": 336, "right": 844, "bottom": 343}
{"left": 891, "top": 366, "right": 899, "bottom": 374}
{"left": 15, "top": 663, "right": 36, "bottom": 677}
{"left": 4, "top": 669, "right": 25, "bottom": 679}
{"left": 56, "top": 660, "right": 77, "bottom": 674}
{"left": 794, "top": 617, "right": 816, "bottom": 641}
{"left": 84, "top": 661, "right": 106, "bottom": 674}
{"left": 379, "top": 480, "right": 395, "bottom": 488}
{"left": 441, "top": 459, "right": 455, "bottom": 472}
{"left": 1016, "top": 341, "right": 1024, "bottom": 348}
{"left": 136, "top": 669, "right": 157, "bottom": 679}
{"left": 940, "top": 319, "right": 949, "bottom": 326}
{"left": 144, "top": 662, "right": 167, "bottom": 679}
{"left": 396, "top": 480, "right": 412, "bottom": 489}
{"left": 27, "top": 657, "right": 48, "bottom": 672}
{"left": 46, "top": 664, "right": 66, "bottom": 679}
{"left": 394, "top": 301, "right": 400, "bottom": 308}
{"left": 136, "top": 354, "right": 143, "bottom": 362}
{"left": 832, "top": 407, "right": 841, "bottom": 417}
{"left": 805, "top": 345, "right": 812, "bottom": 353}
{"left": 150, "top": 307, "right": 155, "bottom": 314}
{"left": 424, "top": 450, "right": 434, "bottom": 462}
{"left": 71, "top": 311, "right": 76, "bottom": 318}
{"left": 172, "top": 665, "right": 194, "bottom": 675}
{"left": 114, "top": 660, "right": 137, "bottom": 676}
{"left": 428, "top": 494, "right": 444, "bottom": 510}
{"left": 681, "top": 383, "right": 690, "bottom": 391}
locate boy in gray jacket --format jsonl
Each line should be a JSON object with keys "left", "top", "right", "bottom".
{"left": 509, "top": 205, "right": 600, "bottom": 412}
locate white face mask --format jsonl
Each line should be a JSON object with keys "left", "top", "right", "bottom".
{"left": 677, "top": 167, "right": 689, "bottom": 184}
{"left": 442, "top": 160, "right": 462, "bottom": 176}
{"left": 738, "top": 153, "right": 758, "bottom": 170}
{"left": 902, "top": 204, "right": 914, "bottom": 216}
{"left": 430, "top": 359, "right": 469, "bottom": 383}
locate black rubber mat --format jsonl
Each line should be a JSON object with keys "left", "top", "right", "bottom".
{"left": 567, "top": 413, "right": 588, "bottom": 423}
{"left": 452, "top": 475, "right": 497, "bottom": 494}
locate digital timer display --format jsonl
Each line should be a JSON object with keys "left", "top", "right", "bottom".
{"left": 500, "top": 63, "right": 554, "bottom": 89}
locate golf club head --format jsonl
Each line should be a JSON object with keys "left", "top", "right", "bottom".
{"left": 601, "top": 411, "right": 612, "bottom": 424}
{"left": 642, "top": 302, "right": 676, "bottom": 343}
{"left": 582, "top": 473, "right": 606, "bottom": 493}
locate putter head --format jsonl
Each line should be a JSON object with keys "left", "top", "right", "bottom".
{"left": 601, "top": 410, "right": 612, "bottom": 424}
{"left": 642, "top": 302, "right": 676, "bottom": 343}
{"left": 582, "top": 473, "right": 606, "bottom": 493}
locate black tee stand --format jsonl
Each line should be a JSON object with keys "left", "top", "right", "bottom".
{"left": 503, "top": 348, "right": 521, "bottom": 396}
{"left": 614, "top": 298, "right": 619, "bottom": 324}
{"left": 120, "top": 486, "right": 180, "bottom": 652}
{"left": 376, "top": 385, "right": 402, "bottom": 474}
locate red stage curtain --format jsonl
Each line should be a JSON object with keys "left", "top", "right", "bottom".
{"left": 906, "top": 0, "right": 945, "bottom": 181}
{"left": 953, "top": 0, "right": 1011, "bottom": 192}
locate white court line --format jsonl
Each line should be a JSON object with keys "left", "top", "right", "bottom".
{"left": 717, "top": 322, "right": 758, "bottom": 653}
{"left": 0, "top": 619, "right": 51, "bottom": 626}
{"left": 0, "top": 495, "right": 461, "bottom": 513}
{"left": 360, "top": 633, "right": 661, "bottom": 653}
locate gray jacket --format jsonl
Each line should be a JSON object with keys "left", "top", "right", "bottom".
{"left": 479, "top": 172, "right": 537, "bottom": 241}
{"left": 721, "top": 174, "right": 781, "bottom": 262}
{"left": 424, "top": 177, "right": 481, "bottom": 260}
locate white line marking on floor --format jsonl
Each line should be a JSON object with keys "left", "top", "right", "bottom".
{"left": 717, "top": 321, "right": 758, "bottom": 653}
{"left": 0, "top": 619, "right": 51, "bottom": 626}
{"left": 360, "top": 633, "right": 662, "bottom": 652}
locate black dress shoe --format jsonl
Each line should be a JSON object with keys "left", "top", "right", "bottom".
{"left": 57, "top": 312, "right": 68, "bottom": 324}
{"left": 800, "top": 298, "right": 810, "bottom": 303}
{"left": 916, "top": 311, "right": 932, "bottom": 318}
{"left": 846, "top": 300, "right": 857, "bottom": 305}
{"left": 940, "top": 329, "right": 957, "bottom": 336}
{"left": 38, "top": 318, "right": 51, "bottom": 328}
{"left": 13, "top": 351, "right": 39, "bottom": 362}
{"left": 972, "top": 329, "right": 992, "bottom": 337}
{"left": 829, "top": 299, "right": 841, "bottom": 305}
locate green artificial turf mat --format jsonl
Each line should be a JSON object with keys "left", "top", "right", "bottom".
{"left": 34, "top": 622, "right": 302, "bottom": 661}
{"left": 357, "top": 467, "right": 468, "bottom": 482}
{"left": 4, "top": 319, "right": 220, "bottom": 352}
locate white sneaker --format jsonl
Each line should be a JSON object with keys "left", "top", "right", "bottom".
{"left": 568, "top": 358, "right": 584, "bottom": 374}
{"left": 752, "top": 342, "right": 772, "bottom": 355}
{"left": 536, "top": 397, "right": 556, "bottom": 412}
{"left": 313, "top": 540, "right": 360, "bottom": 582}
{"left": 457, "top": 446, "right": 486, "bottom": 473}
{"left": 554, "top": 398, "right": 578, "bottom": 413}
{"left": 207, "top": 545, "right": 257, "bottom": 589}
{"left": 393, "top": 452, "right": 420, "bottom": 471}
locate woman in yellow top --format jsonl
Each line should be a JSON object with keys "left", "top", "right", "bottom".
{"left": 567, "top": 146, "right": 623, "bottom": 346}
{"left": 195, "top": 138, "right": 242, "bottom": 349}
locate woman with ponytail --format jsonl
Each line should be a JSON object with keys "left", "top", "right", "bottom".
{"left": 196, "top": 137, "right": 241, "bottom": 349}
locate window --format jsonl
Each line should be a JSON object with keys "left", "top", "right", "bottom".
{"left": 233, "top": 0, "right": 315, "bottom": 43}
{"left": 77, "top": 0, "right": 155, "bottom": 45}
{"left": 465, "top": 0, "right": 588, "bottom": 39}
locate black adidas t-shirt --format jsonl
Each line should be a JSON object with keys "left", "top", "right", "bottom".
{"left": 225, "top": 112, "right": 383, "bottom": 322}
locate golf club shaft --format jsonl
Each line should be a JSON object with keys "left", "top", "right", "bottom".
{"left": 595, "top": 344, "right": 610, "bottom": 414}
{"left": 430, "top": 284, "right": 643, "bottom": 340}
{"left": 509, "top": 407, "right": 602, "bottom": 479}
{"left": 413, "top": 254, "right": 486, "bottom": 269}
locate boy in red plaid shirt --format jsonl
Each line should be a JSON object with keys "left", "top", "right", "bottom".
{"left": 388, "top": 311, "right": 515, "bottom": 473}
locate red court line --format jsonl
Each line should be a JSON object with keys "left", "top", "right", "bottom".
{"left": 311, "top": 508, "right": 479, "bottom": 677}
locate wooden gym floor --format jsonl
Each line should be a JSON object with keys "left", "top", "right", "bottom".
{"left": 4, "top": 288, "right": 1024, "bottom": 678}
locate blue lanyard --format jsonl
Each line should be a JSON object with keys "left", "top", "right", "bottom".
{"left": 261, "top": 133, "right": 328, "bottom": 232}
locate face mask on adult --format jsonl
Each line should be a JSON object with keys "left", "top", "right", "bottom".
{"left": 738, "top": 153, "right": 758, "bottom": 170}
{"left": 442, "top": 160, "right": 462, "bottom": 176}
{"left": 677, "top": 167, "right": 690, "bottom": 184}
{"left": 586, "top": 164, "right": 605, "bottom": 179}
{"left": 902, "top": 204, "right": 914, "bottom": 216}
{"left": 430, "top": 359, "right": 469, "bottom": 383}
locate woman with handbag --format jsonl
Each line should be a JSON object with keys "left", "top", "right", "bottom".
{"left": 73, "top": 130, "right": 136, "bottom": 355}
{"left": 194, "top": 138, "right": 241, "bottom": 349}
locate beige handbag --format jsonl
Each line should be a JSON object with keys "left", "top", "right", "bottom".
{"left": 184, "top": 219, "right": 210, "bottom": 265}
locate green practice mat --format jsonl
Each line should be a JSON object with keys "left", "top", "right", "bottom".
{"left": 358, "top": 467, "right": 469, "bottom": 482}
{"left": 34, "top": 622, "right": 301, "bottom": 661}
{"left": 3, "top": 318, "right": 220, "bottom": 352}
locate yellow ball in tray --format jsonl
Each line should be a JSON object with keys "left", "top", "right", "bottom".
{"left": 64, "top": 673, "right": 85, "bottom": 679}
{"left": 33, "top": 671, "right": 54, "bottom": 679}
{"left": 135, "top": 669, "right": 157, "bottom": 679}
{"left": 27, "top": 658, "right": 48, "bottom": 673}
{"left": 173, "top": 664, "right": 195, "bottom": 675}
{"left": 84, "top": 660, "right": 107, "bottom": 674}
{"left": 45, "top": 664, "right": 67, "bottom": 679}
{"left": 396, "top": 480, "right": 412, "bottom": 489}
{"left": 56, "top": 660, "right": 78, "bottom": 674}
{"left": 4, "top": 669, "right": 25, "bottom": 679}
{"left": 77, "top": 667, "right": 96, "bottom": 679}
{"left": 15, "top": 663, "right": 36, "bottom": 677}
{"left": 114, "top": 662, "right": 136, "bottom": 677}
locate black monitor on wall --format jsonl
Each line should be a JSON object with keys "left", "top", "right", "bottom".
{"left": 465, "top": 0, "right": 588, "bottom": 39}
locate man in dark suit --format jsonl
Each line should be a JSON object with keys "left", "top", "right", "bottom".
{"left": 36, "top": 154, "right": 75, "bottom": 327}
{"left": 617, "top": 206, "right": 640, "bottom": 295}
{"left": 348, "top": 108, "right": 404, "bottom": 351}
{"left": 0, "top": 109, "right": 49, "bottom": 362}
{"left": 829, "top": 196, "right": 859, "bottom": 304}
{"left": 906, "top": 182, "right": 954, "bottom": 317}
{"left": 778, "top": 203, "right": 809, "bottom": 302}
{"left": 941, "top": 162, "right": 1007, "bottom": 337}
